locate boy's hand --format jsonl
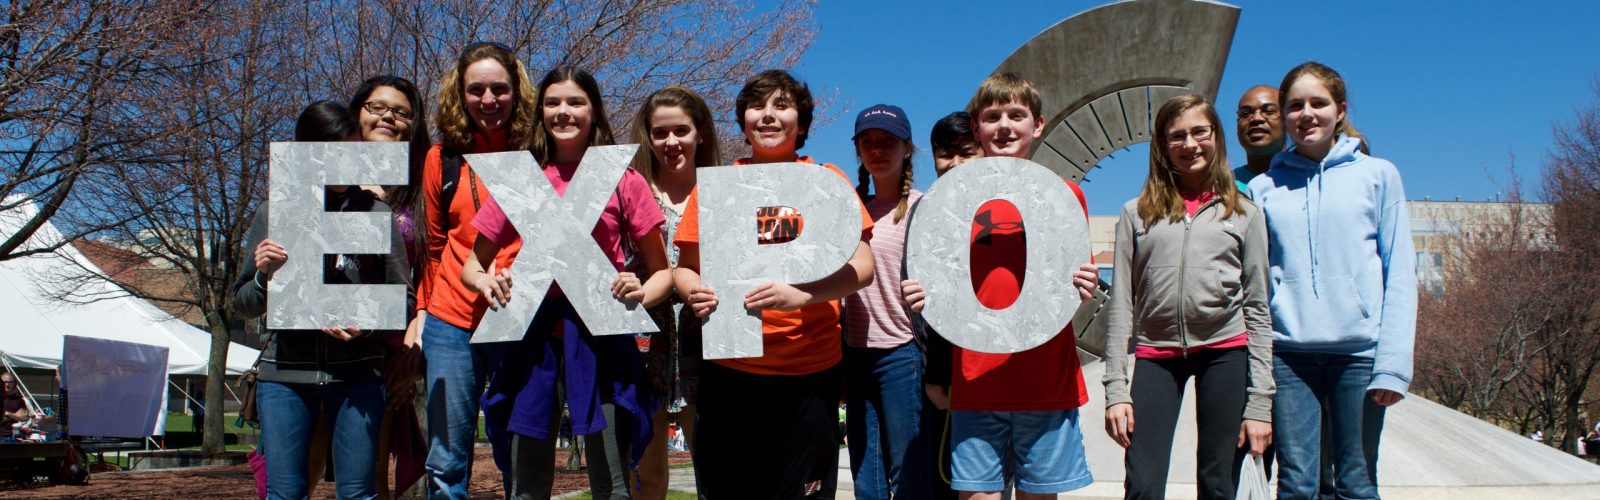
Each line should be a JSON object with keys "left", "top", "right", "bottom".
{"left": 688, "top": 285, "right": 719, "bottom": 318}
{"left": 1238, "top": 419, "right": 1272, "bottom": 456}
{"left": 744, "top": 282, "right": 810, "bottom": 311}
{"left": 254, "top": 239, "right": 288, "bottom": 277}
{"left": 612, "top": 272, "right": 644, "bottom": 303}
{"left": 901, "top": 279, "right": 926, "bottom": 313}
{"left": 1105, "top": 402, "right": 1135, "bottom": 448}
{"left": 924, "top": 383, "right": 950, "bottom": 410}
{"left": 1073, "top": 263, "right": 1099, "bottom": 301}
{"left": 321, "top": 326, "right": 362, "bottom": 341}
{"left": 467, "top": 262, "right": 512, "bottom": 310}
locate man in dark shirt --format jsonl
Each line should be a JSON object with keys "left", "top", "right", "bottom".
{"left": 2, "top": 372, "right": 35, "bottom": 432}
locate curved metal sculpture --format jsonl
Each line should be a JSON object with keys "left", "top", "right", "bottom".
{"left": 992, "top": 0, "right": 1240, "bottom": 181}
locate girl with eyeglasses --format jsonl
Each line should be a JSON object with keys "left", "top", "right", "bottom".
{"left": 461, "top": 65, "right": 670, "bottom": 499}
{"left": 348, "top": 74, "right": 432, "bottom": 499}
{"left": 416, "top": 42, "right": 542, "bottom": 498}
{"left": 1247, "top": 62, "right": 1415, "bottom": 500}
{"left": 1101, "top": 93, "right": 1274, "bottom": 500}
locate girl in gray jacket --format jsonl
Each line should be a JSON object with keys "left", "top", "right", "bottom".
{"left": 1101, "top": 94, "right": 1274, "bottom": 500}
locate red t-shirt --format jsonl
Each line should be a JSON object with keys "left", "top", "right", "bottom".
{"left": 673, "top": 157, "right": 874, "bottom": 376}
{"left": 950, "top": 180, "right": 1091, "bottom": 412}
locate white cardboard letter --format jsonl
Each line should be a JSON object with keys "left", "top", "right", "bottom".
{"left": 904, "top": 156, "right": 1090, "bottom": 353}
{"left": 468, "top": 145, "right": 659, "bottom": 344}
{"left": 696, "top": 163, "right": 862, "bottom": 359}
{"left": 266, "top": 142, "right": 408, "bottom": 330}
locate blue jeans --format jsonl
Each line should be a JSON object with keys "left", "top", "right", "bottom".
{"left": 422, "top": 313, "right": 493, "bottom": 499}
{"left": 1272, "top": 352, "right": 1386, "bottom": 500}
{"left": 846, "top": 342, "right": 930, "bottom": 500}
{"left": 257, "top": 378, "right": 384, "bottom": 500}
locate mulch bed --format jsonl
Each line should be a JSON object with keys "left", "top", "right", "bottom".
{"left": 2, "top": 448, "right": 692, "bottom": 499}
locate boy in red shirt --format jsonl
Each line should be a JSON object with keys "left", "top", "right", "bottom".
{"left": 904, "top": 72, "right": 1100, "bottom": 499}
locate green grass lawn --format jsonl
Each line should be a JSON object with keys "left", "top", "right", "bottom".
{"left": 162, "top": 412, "right": 259, "bottom": 434}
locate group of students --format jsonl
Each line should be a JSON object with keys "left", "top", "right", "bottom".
{"left": 233, "top": 38, "right": 1414, "bottom": 500}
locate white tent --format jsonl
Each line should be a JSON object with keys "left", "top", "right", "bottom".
{"left": 0, "top": 196, "right": 258, "bottom": 376}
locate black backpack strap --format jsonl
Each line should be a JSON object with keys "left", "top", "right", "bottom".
{"left": 437, "top": 148, "right": 477, "bottom": 235}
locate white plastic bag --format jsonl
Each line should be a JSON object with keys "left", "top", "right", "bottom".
{"left": 1236, "top": 454, "right": 1271, "bottom": 500}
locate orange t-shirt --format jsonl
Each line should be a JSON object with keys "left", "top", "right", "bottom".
{"left": 673, "top": 157, "right": 874, "bottom": 375}
{"left": 417, "top": 134, "right": 524, "bottom": 331}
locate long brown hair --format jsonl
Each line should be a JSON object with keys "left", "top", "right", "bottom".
{"left": 530, "top": 65, "right": 616, "bottom": 164}
{"left": 1138, "top": 93, "right": 1245, "bottom": 227}
{"left": 434, "top": 43, "right": 538, "bottom": 152}
{"left": 1279, "top": 61, "right": 1371, "bottom": 154}
{"left": 629, "top": 86, "right": 722, "bottom": 186}
{"left": 348, "top": 75, "right": 431, "bottom": 277}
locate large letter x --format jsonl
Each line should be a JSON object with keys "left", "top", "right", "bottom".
{"left": 466, "top": 145, "right": 659, "bottom": 344}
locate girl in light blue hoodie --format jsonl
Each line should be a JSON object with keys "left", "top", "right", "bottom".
{"left": 1246, "top": 62, "right": 1416, "bottom": 500}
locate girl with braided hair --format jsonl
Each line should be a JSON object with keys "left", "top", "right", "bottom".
{"left": 842, "top": 103, "right": 930, "bottom": 499}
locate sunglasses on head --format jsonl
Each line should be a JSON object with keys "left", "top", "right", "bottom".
{"left": 462, "top": 41, "right": 512, "bottom": 56}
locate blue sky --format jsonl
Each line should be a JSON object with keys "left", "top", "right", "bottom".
{"left": 789, "top": 0, "right": 1600, "bottom": 215}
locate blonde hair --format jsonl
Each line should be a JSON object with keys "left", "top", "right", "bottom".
{"left": 1138, "top": 93, "right": 1246, "bottom": 227}
{"left": 964, "top": 72, "right": 1042, "bottom": 119}
{"left": 853, "top": 140, "right": 916, "bottom": 223}
{"left": 434, "top": 43, "right": 539, "bottom": 152}
{"left": 1279, "top": 61, "right": 1371, "bottom": 155}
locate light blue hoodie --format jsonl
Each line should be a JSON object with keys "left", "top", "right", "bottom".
{"left": 1247, "top": 134, "right": 1417, "bottom": 394}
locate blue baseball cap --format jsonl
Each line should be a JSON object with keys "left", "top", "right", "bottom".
{"left": 853, "top": 104, "right": 912, "bottom": 141}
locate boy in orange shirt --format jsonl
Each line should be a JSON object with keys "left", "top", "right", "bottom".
{"left": 672, "top": 69, "right": 876, "bottom": 498}
{"left": 903, "top": 72, "right": 1100, "bottom": 499}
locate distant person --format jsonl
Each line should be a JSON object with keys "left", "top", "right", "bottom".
{"left": 1101, "top": 93, "right": 1273, "bottom": 500}
{"left": 1232, "top": 84, "right": 1286, "bottom": 191}
{"left": 189, "top": 395, "right": 205, "bottom": 433}
{"left": 1248, "top": 61, "right": 1414, "bottom": 500}
{"left": 233, "top": 100, "right": 413, "bottom": 499}
{"left": 2, "top": 372, "right": 36, "bottom": 433}
{"left": 903, "top": 72, "right": 1101, "bottom": 500}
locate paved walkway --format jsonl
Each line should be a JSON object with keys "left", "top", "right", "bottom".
{"left": 634, "top": 447, "right": 1600, "bottom": 499}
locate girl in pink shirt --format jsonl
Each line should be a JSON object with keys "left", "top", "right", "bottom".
{"left": 461, "top": 65, "right": 670, "bottom": 499}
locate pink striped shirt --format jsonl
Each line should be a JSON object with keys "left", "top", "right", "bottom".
{"left": 844, "top": 190, "right": 921, "bottom": 348}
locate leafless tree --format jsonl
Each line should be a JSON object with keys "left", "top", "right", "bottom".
{"left": 0, "top": 0, "right": 201, "bottom": 261}
{"left": 32, "top": 0, "right": 819, "bottom": 454}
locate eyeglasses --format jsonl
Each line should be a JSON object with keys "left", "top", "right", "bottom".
{"left": 362, "top": 101, "right": 414, "bottom": 122}
{"left": 1237, "top": 104, "right": 1280, "bottom": 120}
{"left": 1164, "top": 125, "right": 1215, "bottom": 145}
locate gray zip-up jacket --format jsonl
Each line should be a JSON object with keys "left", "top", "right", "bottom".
{"left": 1102, "top": 196, "right": 1274, "bottom": 422}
